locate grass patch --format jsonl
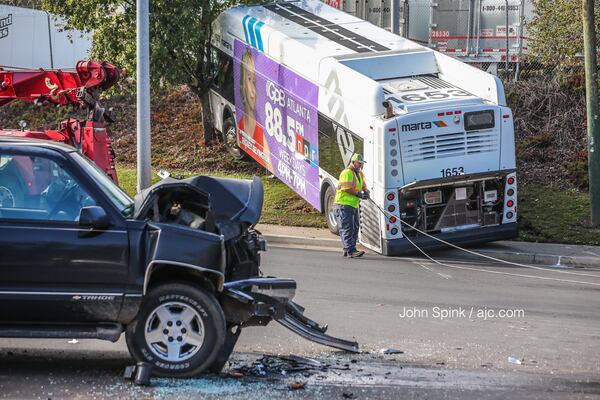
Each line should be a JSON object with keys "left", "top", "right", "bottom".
{"left": 116, "top": 167, "right": 599, "bottom": 245}
{"left": 260, "top": 177, "right": 326, "bottom": 228}
{"left": 518, "top": 186, "right": 600, "bottom": 245}
{"left": 116, "top": 166, "right": 327, "bottom": 228}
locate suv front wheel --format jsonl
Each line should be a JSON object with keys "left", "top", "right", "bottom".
{"left": 125, "top": 282, "right": 226, "bottom": 377}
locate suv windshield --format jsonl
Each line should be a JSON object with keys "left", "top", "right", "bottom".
{"left": 71, "top": 152, "right": 134, "bottom": 216}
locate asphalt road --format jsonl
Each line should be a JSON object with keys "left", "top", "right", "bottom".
{"left": 240, "top": 246, "right": 600, "bottom": 374}
{"left": 1, "top": 246, "right": 599, "bottom": 399}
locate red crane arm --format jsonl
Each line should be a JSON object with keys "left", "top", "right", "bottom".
{"left": 0, "top": 60, "right": 120, "bottom": 108}
{"left": 0, "top": 60, "right": 122, "bottom": 183}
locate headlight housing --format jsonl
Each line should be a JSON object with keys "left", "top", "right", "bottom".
{"left": 464, "top": 110, "right": 494, "bottom": 131}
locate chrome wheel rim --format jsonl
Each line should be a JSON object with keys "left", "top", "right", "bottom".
{"left": 144, "top": 301, "right": 205, "bottom": 362}
{"left": 0, "top": 186, "right": 15, "bottom": 208}
{"left": 327, "top": 196, "right": 338, "bottom": 230}
{"left": 225, "top": 126, "right": 242, "bottom": 158}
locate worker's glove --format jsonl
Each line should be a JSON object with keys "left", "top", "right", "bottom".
{"left": 360, "top": 190, "right": 370, "bottom": 200}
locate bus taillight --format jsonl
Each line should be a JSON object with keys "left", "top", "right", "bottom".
{"left": 388, "top": 205, "right": 396, "bottom": 212}
{"left": 389, "top": 216, "right": 397, "bottom": 223}
{"left": 507, "top": 200, "right": 514, "bottom": 208}
{"left": 507, "top": 177, "right": 515, "bottom": 185}
{"left": 387, "top": 192, "right": 395, "bottom": 201}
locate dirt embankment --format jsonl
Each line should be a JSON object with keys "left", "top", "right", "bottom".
{"left": 0, "top": 86, "right": 264, "bottom": 176}
{"left": 0, "top": 82, "right": 591, "bottom": 189}
{"left": 506, "top": 79, "right": 589, "bottom": 190}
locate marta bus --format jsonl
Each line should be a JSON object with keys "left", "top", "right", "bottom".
{"left": 208, "top": 0, "right": 518, "bottom": 255}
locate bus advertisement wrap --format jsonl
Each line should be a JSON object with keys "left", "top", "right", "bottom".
{"left": 233, "top": 39, "right": 321, "bottom": 210}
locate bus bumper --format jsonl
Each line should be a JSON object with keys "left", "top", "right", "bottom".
{"left": 382, "top": 223, "right": 518, "bottom": 256}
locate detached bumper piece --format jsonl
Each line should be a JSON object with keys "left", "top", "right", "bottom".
{"left": 222, "top": 278, "right": 360, "bottom": 353}
{"left": 278, "top": 301, "right": 360, "bottom": 353}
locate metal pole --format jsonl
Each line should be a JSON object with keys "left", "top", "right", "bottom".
{"left": 391, "top": 0, "right": 399, "bottom": 34}
{"left": 46, "top": 12, "right": 54, "bottom": 69}
{"left": 582, "top": 0, "right": 600, "bottom": 226}
{"left": 136, "top": 0, "right": 151, "bottom": 192}
{"left": 505, "top": 0, "right": 509, "bottom": 80}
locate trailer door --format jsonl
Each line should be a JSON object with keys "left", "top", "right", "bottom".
{"left": 429, "top": 0, "right": 472, "bottom": 56}
{"left": 475, "top": 0, "right": 523, "bottom": 62}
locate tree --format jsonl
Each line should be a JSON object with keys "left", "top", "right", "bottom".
{"left": 528, "top": 0, "right": 600, "bottom": 74}
{"left": 3, "top": 0, "right": 43, "bottom": 8}
{"left": 42, "top": 0, "right": 256, "bottom": 142}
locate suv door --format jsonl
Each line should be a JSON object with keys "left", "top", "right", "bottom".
{"left": 0, "top": 146, "right": 129, "bottom": 322}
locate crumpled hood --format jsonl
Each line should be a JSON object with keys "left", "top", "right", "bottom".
{"left": 134, "top": 175, "right": 264, "bottom": 225}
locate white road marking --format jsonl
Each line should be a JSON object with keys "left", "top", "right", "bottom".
{"left": 414, "top": 261, "right": 452, "bottom": 279}
{"left": 416, "top": 259, "right": 600, "bottom": 287}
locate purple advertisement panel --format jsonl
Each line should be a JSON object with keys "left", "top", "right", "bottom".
{"left": 233, "top": 39, "right": 321, "bottom": 211}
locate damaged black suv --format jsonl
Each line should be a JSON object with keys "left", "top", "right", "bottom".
{"left": 0, "top": 138, "right": 357, "bottom": 377}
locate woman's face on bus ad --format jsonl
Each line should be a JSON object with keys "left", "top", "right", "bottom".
{"left": 242, "top": 55, "right": 256, "bottom": 113}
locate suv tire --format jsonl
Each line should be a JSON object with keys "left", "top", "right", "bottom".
{"left": 125, "top": 282, "right": 226, "bottom": 377}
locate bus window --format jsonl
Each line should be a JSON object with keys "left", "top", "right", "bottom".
{"left": 318, "top": 113, "right": 364, "bottom": 178}
{"left": 211, "top": 47, "right": 234, "bottom": 103}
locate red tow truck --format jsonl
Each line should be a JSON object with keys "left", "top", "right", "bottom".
{"left": 0, "top": 60, "right": 122, "bottom": 182}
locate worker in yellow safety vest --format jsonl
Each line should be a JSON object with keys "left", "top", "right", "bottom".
{"left": 334, "top": 153, "right": 370, "bottom": 258}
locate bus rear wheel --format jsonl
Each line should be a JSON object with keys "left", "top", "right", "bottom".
{"left": 324, "top": 185, "right": 339, "bottom": 235}
{"left": 222, "top": 117, "right": 246, "bottom": 160}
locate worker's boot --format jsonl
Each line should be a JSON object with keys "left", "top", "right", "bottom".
{"left": 349, "top": 250, "right": 365, "bottom": 258}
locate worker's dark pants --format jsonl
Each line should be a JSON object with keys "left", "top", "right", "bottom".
{"left": 335, "top": 204, "right": 359, "bottom": 254}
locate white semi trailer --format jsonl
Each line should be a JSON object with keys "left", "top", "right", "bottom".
{"left": 209, "top": 0, "right": 518, "bottom": 255}
{"left": 324, "top": 0, "right": 533, "bottom": 70}
{"left": 0, "top": 5, "right": 91, "bottom": 69}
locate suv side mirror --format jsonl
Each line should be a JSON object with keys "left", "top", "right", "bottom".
{"left": 79, "top": 206, "right": 110, "bottom": 229}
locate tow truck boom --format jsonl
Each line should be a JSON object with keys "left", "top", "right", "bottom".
{"left": 0, "top": 60, "right": 123, "bottom": 182}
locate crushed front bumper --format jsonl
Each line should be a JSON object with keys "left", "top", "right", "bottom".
{"left": 221, "top": 278, "right": 360, "bottom": 353}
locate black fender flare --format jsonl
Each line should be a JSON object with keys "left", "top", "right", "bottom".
{"left": 143, "top": 260, "right": 225, "bottom": 295}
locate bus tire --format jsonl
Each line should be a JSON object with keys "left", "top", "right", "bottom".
{"left": 324, "top": 185, "right": 339, "bottom": 235}
{"left": 222, "top": 117, "right": 247, "bottom": 160}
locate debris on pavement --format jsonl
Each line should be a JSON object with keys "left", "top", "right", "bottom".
{"left": 287, "top": 381, "right": 307, "bottom": 390}
{"left": 507, "top": 356, "right": 523, "bottom": 365}
{"left": 229, "top": 354, "right": 329, "bottom": 378}
{"left": 342, "top": 391, "right": 356, "bottom": 399}
{"left": 250, "top": 363, "right": 267, "bottom": 376}
{"left": 123, "top": 362, "right": 153, "bottom": 386}
{"left": 280, "top": 354, "right": 324, "bottom": 368}
{"left": 380, "top": 348, "right": 404, "bottom": 354}
{"left": 67, "top": 339, "right": 79, "bottom": 344}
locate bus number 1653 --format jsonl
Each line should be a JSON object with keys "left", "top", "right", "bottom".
{"left": 441, "top": 167, "right": 465, "bottom": 177}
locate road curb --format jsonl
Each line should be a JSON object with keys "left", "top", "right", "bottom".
{"left": 263, "top": 234, "right": 340, "bottom": 249}
{"left": 263, "top": 234, "right": 600, "bottom": 268}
